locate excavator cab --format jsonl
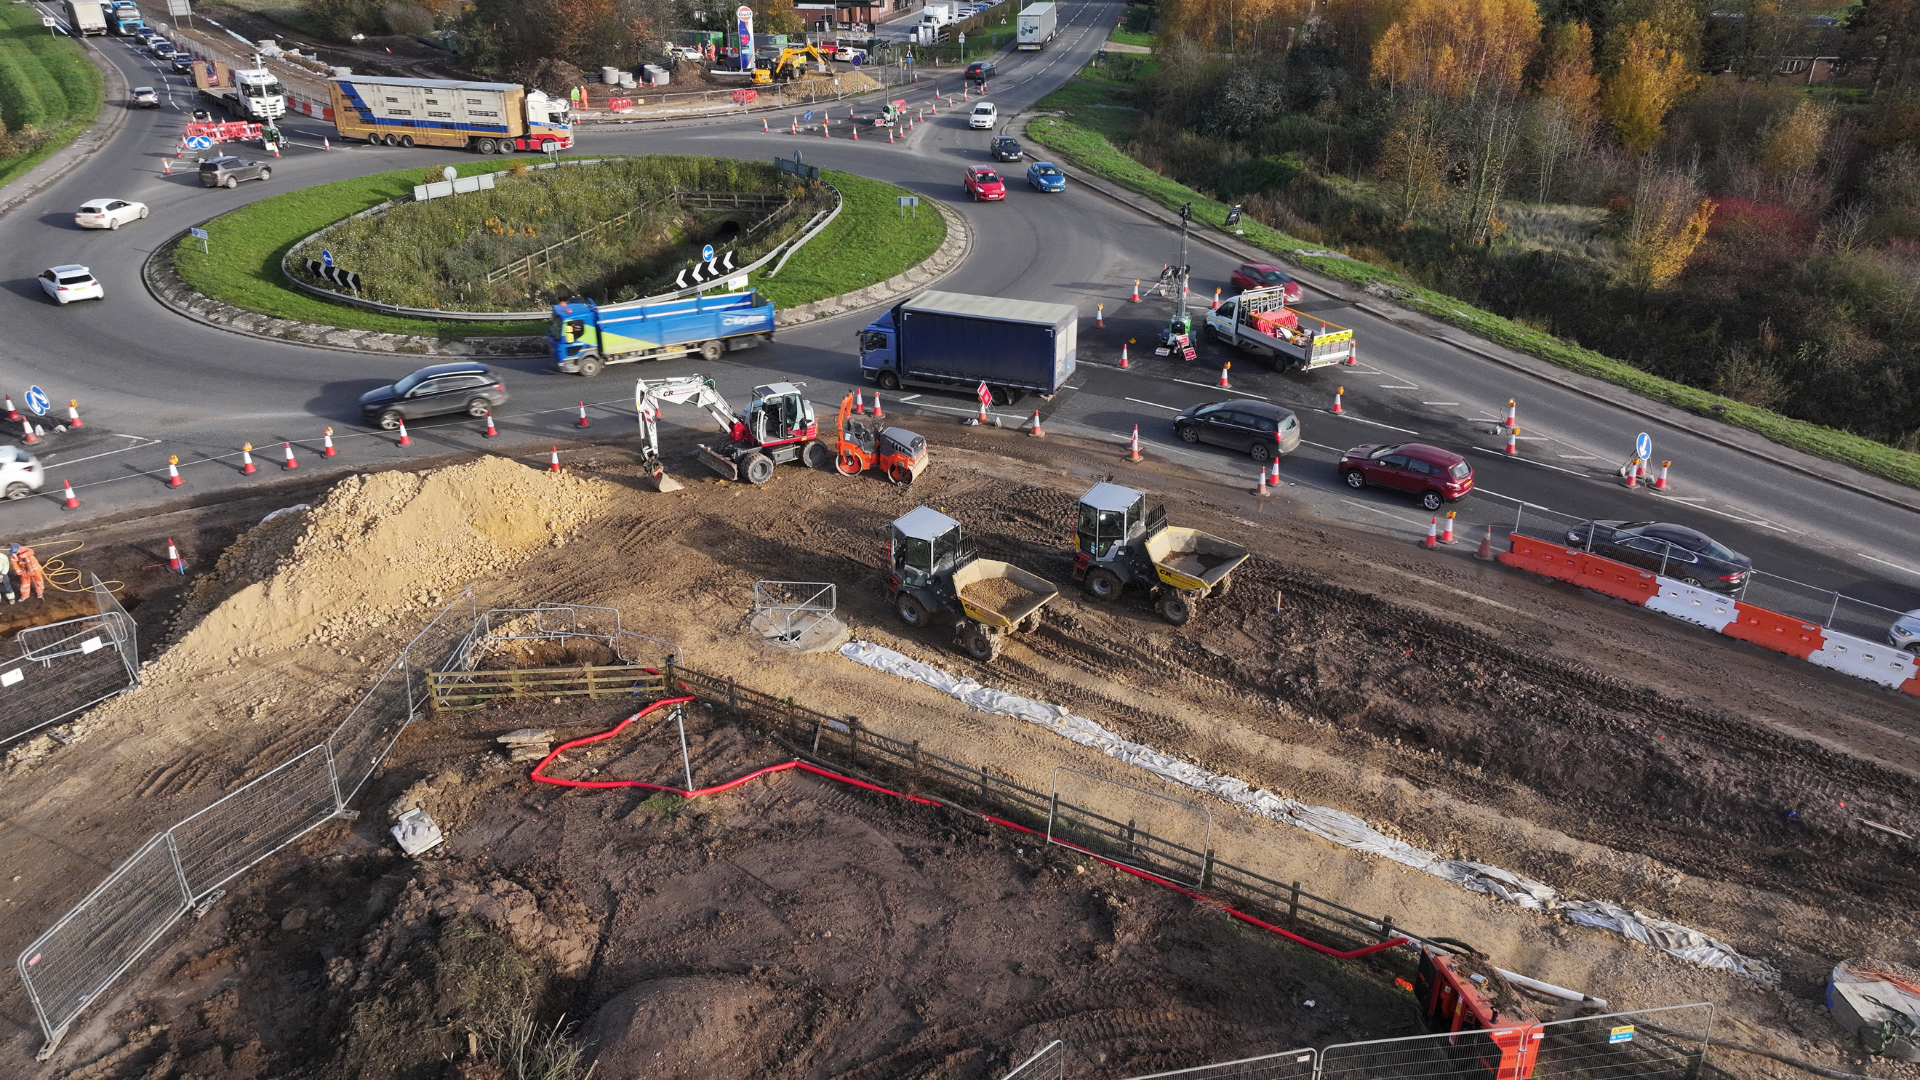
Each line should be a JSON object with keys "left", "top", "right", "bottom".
{"left": 742, "top": 382, "right": 817, "bottom": 446}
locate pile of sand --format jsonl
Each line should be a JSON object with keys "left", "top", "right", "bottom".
{"left": 157, "top": 456, "right": 612, "bottom": 672}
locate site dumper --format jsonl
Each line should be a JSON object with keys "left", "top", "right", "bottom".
{"left": 888, "top": 506, "right": 1057, "bottom": 662}
{"left": 1072, "top": 482, "right": 1249, "bottom": 625}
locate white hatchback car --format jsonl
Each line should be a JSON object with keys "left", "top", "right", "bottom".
{"left": 76, "top": 198, "right": 148, "bottom": 230}
{"left": 39, "top": 265, "right": 103, "bottom": 304}
{"left": 0, "top": 446, "right": 45, "bottom": 500}
{"left": 968, "top": 101, "right": 996, "bottom": 129}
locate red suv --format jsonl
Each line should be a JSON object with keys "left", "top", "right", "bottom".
{"left": 1339, "top": 442, "right": 1473, "bottom": 511}
{"left": 1229, "top": 262, "right": 1302, "bottom": 303}
{"left": 963, "top": 166, "right": 1006, "bottom": 201}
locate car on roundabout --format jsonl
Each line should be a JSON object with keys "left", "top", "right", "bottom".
{"left": 1173, "top": 401, "right": 1300, "bottom": 461}
{"left": 990, "top": 135, "right": 1022, "bottom": 161}
{"left": 1338, "top": 442, "right": 1473, "bottom": 511}
{"left": 0, "top": 446, "right": 45, "bottom": 500}
{"left": 75, "top": 198, "right": 149, "bottom": 230}
{"left": 38, "top": 265, "right": 103, "bottom": 304}
{"left": 131, "top": 86, "right": 159, "bottom": 107}
{"left": 1026, "top": 161, "right": 1066, "bottom": 192}
{"left": 199, "top": 156, "right": 271, "bottom": 188}
{"left": 1229, "top": 262, "right": 1302, "bottom": 303}
{"left": 358, "top": 362, "right": 509, "bottom": 429}
{"left": 963, "top": 166, "right": 1006, "bottom": 201}
{"left": 968, "top": 101, "right": 996, "bottom": 129}
{"left": 1565, "top": 519, "right": 1752, "bottom": 591}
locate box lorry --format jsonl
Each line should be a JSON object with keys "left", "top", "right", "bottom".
{"left": 859, "top": 291, "right": 1078, "bottom": 404}
{"left": 64, "top": 0, "right": 107, "bottom": 36}
{"left": 551, "top": 291, "right": 776, "bottom": 376}
{"left": 327, "top": 76, "right": 573, "bottom": 153}
{"left": 1203, "top": 285, "right": 1356, "bottom": 371}
{"left": 1017, "top": 2, "right": 1057, "bottom": 49}
{"left": 106, "top": 0, "right": 142, "bottom": 34}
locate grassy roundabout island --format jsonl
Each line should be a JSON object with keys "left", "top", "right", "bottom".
{"left": 171, "top": 156, "right": 947, "bottom": 339}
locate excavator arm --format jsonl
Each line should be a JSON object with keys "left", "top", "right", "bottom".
{"left": 634, "top": 375, "right": 737, "bottom": 468}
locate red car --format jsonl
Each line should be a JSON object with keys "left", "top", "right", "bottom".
{"left": 1339, "top": 442, "right": 1473, "bottom": 511}
{"left": 1229, "top": 262, "right": 1302, "bottom": 303}
{"left": 963, "top": 166, "right": 1006, "bottom": 201}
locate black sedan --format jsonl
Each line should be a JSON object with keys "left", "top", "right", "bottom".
{"left": 359, "top": 362, "right": 509, "bottom": 429}
{"left": 1174, "top": 400, "right": 1301, "bottom": 461}
{"left": 1567, "top": 519, "right": 1752, "bottom": 590}
{"left": 991, "top": 135, "right": 1022, "bottom": 162}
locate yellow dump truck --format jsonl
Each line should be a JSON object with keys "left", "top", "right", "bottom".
{"left": 887, "top": 506, "right": 1058, "bottom": 662}
{"left": 1072, "top": 482, "right": 1249, "bottom": 625}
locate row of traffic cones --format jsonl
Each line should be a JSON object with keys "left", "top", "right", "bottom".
{"left": 851, "top": 390, "right": 885, "bottom": 418}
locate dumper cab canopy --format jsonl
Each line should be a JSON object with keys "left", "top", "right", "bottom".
{"left": 892, "top": 506, "right": 969, "bottom": 583}
{"left": 1076, "top": 482, "right": 1164, "bottom": 557}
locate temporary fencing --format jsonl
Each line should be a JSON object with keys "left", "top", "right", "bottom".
{"left": 17, "top": 592, "right": 484, "bottom": 1058}
{"left": 1120, "top": 1047, "right": 1318, "bottom": 1080}
{"left": 0, "top": 575, "right": 139, "bottom": 747}
{"left": 750, "top": 580, "right": 838, "bottom": 643}
{"left": 1000, "top": 1040, "right": 1067, "bottom": 1080}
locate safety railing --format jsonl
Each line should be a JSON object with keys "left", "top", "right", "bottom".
{"left": 1000, "top": 1040, "right": 1066, "bottom": 1080}
{"left": 427, "top": 665, "right": 667, "bottom": 712}
{"left": 751, "top": 580, "right": 837, "bottom": 642}
{"left": 1121, "top": 1047, "right": 1319, "bottom": 1080}
{"left": 0, "top": 575, "right": 139, "bottom": 747}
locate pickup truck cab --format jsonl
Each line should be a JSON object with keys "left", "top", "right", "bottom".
{"left": 1203, "top": 286, "right": 1355, "bottom": 371}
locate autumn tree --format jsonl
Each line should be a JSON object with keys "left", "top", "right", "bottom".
{"left": 1758, "top": 98, "right": 1832, "bottom": 179}
{"left": 1375, "top": 100, "right": 1448, "bottom": 226}
{"left": 1531, "top": 21, "right": 1600, "bottom": 199}
{"left": 755, "top": 0, "right": 805, "bottom": 37}
{"left": 1162, "top": 0, "right": 1312, "bottom": 55}
{"left": 1600, "top": 20, "right": 1698, "bottom": 154}
{"left": 1620, "top": 165, "right": 1716, "bottom": 289}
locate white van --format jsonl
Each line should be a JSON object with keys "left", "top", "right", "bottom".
{"left": 968, "top": 101, "right": 996, "bottom": 129}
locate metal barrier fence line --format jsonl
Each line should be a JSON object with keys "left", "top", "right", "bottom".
{"left": 1048, "top": 766, "right": 1213, "bottom": 888}
{"left": 1120, "top": 1047, "right": 1318, "bottom": 1080}
{"left": 751, "top": 581, "right": 837, "bottom": 642}
{"left": 1320, "top": 1027, "right": 1512, "bottom": 1080}
{"left": 0, "top": 574, "right": 141, "bottom": 747}
{"left": 1534, "top": 1002, "right": 1714, "bottom": 1080}
{"left": 999, "top": 1040, "right": 1066, "bottom": 1080}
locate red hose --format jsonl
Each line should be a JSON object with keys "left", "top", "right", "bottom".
{"left": 529, "top": 701, "right": 1408, "bottom": 962}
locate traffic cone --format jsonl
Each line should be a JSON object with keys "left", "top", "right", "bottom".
{"left": 163, "top": 157, "right": 171, "bottom": 175}
{"left": 323, "top": 136, "right": 330, "bottom": 151}
{"left": 1506, "top": 427, "right": 1518, "bottom": 455}
{"left": 888, "top": 129, "right": 894, "bottom": 143}
{"left": 1654, "top": 460, "right": 1671, "bottom": 491}
{"left": 824, "top": 122, "right": 829, "bottom": 138}
{"left": 1129, "top": 425, "right": 1141, "bottom": 461}
{"left": 1130, "top": 280, "right": 1141, "bottom": 303}
{"left": 1211, "top": 288, "right": 1220, "bottom": 310}
{"left": 1269, "top": 455, "right": 1281, "bottom": 489}
{"left": 1218, "top": 363, "right": 1231, "bottom": 389}
{"left": 396, "top": 418, "right": 411, "bottom": 446}
{"left": 791, "top": 116, "right": 799, "bottom": 134}
{"left": 1346, "top": 345, "right": 1357, "bottom": 366}
{"left": 283, "top": 441, "right": 299, "bottom": 470}
{"left": 66, "top": 400, "right": 83, "bottom": 428}
{"left": 3, "top": 394, "right": 16, "bottom": 421}
{"left": 1441, "top": 512, "right": 1456, "bottom": 544}
{"left": 271, "top": 142, "right": 280, "bottom": 157}
{"left": 976, "top": 397, "right": 989, "bottom": 425}
{"left": 62, "top": 479, "right": 78, "bottom": 509}
{"left": 1424, "top": 517, "right": 1439, "bottom": 549}
{"left": 1505, "top": 398, "right": 1517, "bottom": 430}
{"left": 1622, "top": 457, "right": 1639, "bottom": 488}
{"left": 763, "top": 117, "right": 769, "bottom": 132}
{"left": 1634, "top": 458, "right": 1648, "bottom": 486}
{"left": 322, "top": 427, "right": 336, "bottom": 457}
{"left": 1096, "top": 303, "right": 1104, "bottom": 328}
{"left": 167, "top": 537, "right": 184, "bottom": 573}
{"left": 576, "top": 401, "right": 591, "bottom": 428}
{"left": 1331, "top": 387, "right": 1344, "bottom": 414}
{"left": 1477, "top": 525, "right": 1495, "bottom": 561}
{"left": 851, "top": 124, "right": 858, "bottom": 140}
{"left": 1257, "top": 464, "right": 1269, "bottom": 497}
{"left": 1029, "top": 409, "right": 1044, "bottom": 438}
{"left": 855, "top": 389, "right": 866, "bottom": 415}
{"left": 240, "top": 443, "right": 256, "bottom": 474}
{"left": 483, "top": 411, "right": 498, "bottom": 438}
{"left": 165, "top": 455, "right": 182, "bottom": 487}
{"left": 1119, "top": 343, "right": 1130, "bottom": 368}
{"left": 20, "top": 417, "right": 37, "bottom": 445}
{"left": 871, "top": 394, "right": 883, "bottom": 419}
{"left": 548, "top": 446, "right": 562, "bottom": 472}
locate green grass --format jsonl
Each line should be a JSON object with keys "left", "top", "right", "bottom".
{"left": 175, "top": 160, "right": 945, "bottom": 337}
{"left": 0, "top": 1, "right": 106, "bottom": 189}
{"left": 1028, "top": 73, "right": 1920, "bottom": 490}
{"left": 1108, "top": 27, "right": 1155, "bottom": 48}
{"left": 755, "top": 170, "right": 946, "bottom": 308}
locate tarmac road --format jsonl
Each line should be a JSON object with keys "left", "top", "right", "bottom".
{"left": 2, "top": 0, "right": 1918, "bottom": 637}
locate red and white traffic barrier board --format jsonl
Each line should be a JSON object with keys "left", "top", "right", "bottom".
{"left": 1502, "top": 536, "right": 1920, "bottom": 696}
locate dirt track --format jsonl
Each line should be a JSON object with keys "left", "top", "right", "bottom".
{"left": 2, "top": 425, "right": 1918, "bottom": 1077}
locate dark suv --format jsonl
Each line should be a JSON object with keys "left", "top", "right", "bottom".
{"left": 966, "top": 60, "right": 995, "bottom": 82}
{"left": 990, "top": 135, "right": 1022, "bottom": 161}
{"left": 1566, "top": 520, "right": 1752, "bottom": 591}
{"left": 199, "top": 156, "right": 271, "bottom": 188}
{"left": 1173, "top": 400, "right": 1301, "bottom": 461}
{"left": 1339, "top": 442, "right": 1473, "bottom": 510}
{"left": 359, "top": 363, "right": 509, "bottom": 429}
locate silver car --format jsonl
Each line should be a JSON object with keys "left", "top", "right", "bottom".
{"left": 1891, "top": 609, "right": 1920, "bottom": 654}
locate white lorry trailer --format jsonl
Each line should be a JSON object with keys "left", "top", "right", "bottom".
{"left": 63, "top": 0, "right": 107, "bottom": 36}
{"left": 327, "top": 76, "right": 573, "bottom": 153}
{"left": 1017, "top": 3, "right": 1057, "bottom": 49}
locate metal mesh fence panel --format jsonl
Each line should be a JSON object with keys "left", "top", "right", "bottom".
{"left": 1000, "top": 1040, "right": 1065, "bottom": 1080}
{"left": 168, "top": 745, "right": 343, "bottom": 901}
{"left": 16, "top": 833, "right": 188, "bottom": 1048}
{"left": 1121, "top": 1047, "right": 1318, "bottom": 1080}
{"left": 327, "top": 658, "right": 412, "bottom": 805}
{"left": 1535, "top": 1003, "right": 1713, "bottom": 1080}
{"left": 0, "top": 622, "right": 136, "bottom": 745}
{"left": 1320, "top": 1028, "right": 1509, "bottom": 1080}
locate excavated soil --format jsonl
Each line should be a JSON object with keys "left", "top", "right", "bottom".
{"left": 4, "top": 427, "right": 1920, "bottom": 1078}
{"left": 959, "top": 575, "right": 1043, "bottom": 615}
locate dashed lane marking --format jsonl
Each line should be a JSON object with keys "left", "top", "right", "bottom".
{"left": 1168, "top": 377, "right": 1269, "bottom": 400}
{"left": 1326, "top": 412, "right": 1419, "bottom": 435}
{"left": 1125, "top": 397, "right": 1179, "bottom": 411}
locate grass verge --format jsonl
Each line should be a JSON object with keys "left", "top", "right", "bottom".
{"left": 1028, "top": 72, "right": 1920, "bottom": 491}
{"left": 0, "top": 2, "right": 106, "bottom": 190}
{"left": 173, "top": 160, "right": 945, "bottom": 338}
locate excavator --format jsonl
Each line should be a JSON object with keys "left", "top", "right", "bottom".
{"left": 751, "top": 43, "right": 834, "bottom": 85}
{"left": 634, "top": 375, "right": 833, "bottom": 489}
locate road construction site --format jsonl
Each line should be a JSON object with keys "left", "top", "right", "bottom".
{"left": 1, "top": 422, "right": 1917, "bottom": 1078}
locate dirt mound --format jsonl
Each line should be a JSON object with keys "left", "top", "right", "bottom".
{"left": 511, "top": 58, "right": 585, "bottom": 97}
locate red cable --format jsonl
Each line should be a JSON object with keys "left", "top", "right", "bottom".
{"left": 528, "top": 702, "right": 1408, "bottom": 962}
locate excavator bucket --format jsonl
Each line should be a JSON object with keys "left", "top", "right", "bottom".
{"left": 652, "top": 465, "right": 684, "bottom": 492}
{"left": 696, "top": 444, "right": 740, "bottom": 481}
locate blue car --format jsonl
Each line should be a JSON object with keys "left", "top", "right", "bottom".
{"left": 1027, "top": 161, "right": 1066, "bottom": 192}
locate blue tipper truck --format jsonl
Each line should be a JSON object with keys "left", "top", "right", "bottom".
{"left": 551, "top": 291, "right": 775, "bottom": 376}
{"left": 859, "top": 291, "right": 1078, "bottom": 404}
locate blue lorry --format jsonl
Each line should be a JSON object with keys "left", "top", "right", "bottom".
{"left": 107, "top": 1, "right": 144, "bottom": 35}
{"left": 550, "top": 291, "right": 776, "bottom": 376}
{"left": 859, "top": 291, "right": 1078, "bottom": 404}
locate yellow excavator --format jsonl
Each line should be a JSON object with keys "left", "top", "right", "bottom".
{"left": 752, "top": 43, "right": 834, "bottom": 84}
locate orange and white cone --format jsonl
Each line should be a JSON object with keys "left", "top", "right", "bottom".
{"left": 1129, "top": 425, "right": 1141, "bottom": 462}
{"left": 1424, "top": 517, "right": 1439, "bottom": 549}
{"left": 1029, "top": 409, "right": 1044, "bottom": 438}
{"left": 1269, "top": 456, "right": 1281, "bottom": 488}
{"left": 1096, "top": 303, "right": 1103, "bottom": 328}
{"left": 1505, "top": 398, "right": 1517, "bottom": 430}
{"left": 3, "top": 394, "right": 17, "bottom": 421}
{"left": 167, "top": 537, "right": 184, "bottom": 573}
{"left": 1622, "top": 457, "right": 1639, "bottom": 488}
{"left": 577, "top": 401, "right": 591, "bottom": 428}
{"left": 1477, "top": 524, "right": 1496, "bottom": 561}
{"left": 763, "top": 117, "right": 769, "bottom": 133}
{"left": 240, "top": 443, "right": 256, "bottom": 474}
{"left": 854, "top": 390, "right": 866, "bottom": 415}
{"left": 1634, "top": 458, "right": 1648, "bottom": 486}
{"left": 1257, "top": 464, "right": 1269, "bottom": 497}
{"left": 21, "top": 417, "right": 38, "bottom": 444}
{"left": 1211, "top": 288, "right": 1220, "bottom": 310}
{"left": 283, "top": 442, "right": 299, "bottom": 470}
{"left": 62, "top": 479, "right": 78, "bottom": 509}
{"left": 548, "top": 446, "right": 562, "bottom": 472}
{"left": 1218, "top": 363, "right": 1231, "bottom": 389}
{"left": 396, "top": 418, "right": 411, "bottom": 447}
{"left": 323, "top": 136, "right": 331, "bottom": 151}
{"left": 1654, "top": 460, "right": 1671, "bottom": 491}
{"left": 790, "top": 116, "right": 799, "bottom": 134}
{"left": 1332, "top": 387, "right": 1344, "bottom": 414}
{"left": 871, "top": 394, "right": 883, "bottom": 419}
{"left": 1506, "top": 427, "right": 1518, "bottom": 455}
{"left": 322, "top": 427, "right": 336, "bottom": 457}
{"left": 163, "top": 158, "right": 172, "bottom": 175}
{"left": 484, "top": 411, "right": 498, "bottom": 438}
{"left": 1130, "top": 280, "right": 1141, "bottom": 303}
{"left": 1119, "top": 343, "right": 1130, "bottom": 369}
{"left": 1441, "top": 512, "right": 1456, "bottom": 544}
{"left": 67, "top": 400, "right": 83, "bottom": 428}
{"left": 166, "top": 455, "right": 183, "bottom": 488}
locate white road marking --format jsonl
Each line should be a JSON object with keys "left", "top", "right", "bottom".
{"left": 1125, "top": 397, "right": 1179, "bottom": 411}
{"left": 1328, "top": 413, "right": 1419, "bottom": 434}
{"left": 1341, "top": 497, "right": 1423, "bottom": 526}
{"left": 1468, "top": 446, "right": 1586, "bottom": 477}
{"left": 39, "top": 438, "right": 163, "bottom": 466}
{"left": 1558, "top": 454, "right": 1600, "bottom": 460}
{"left": 1422, "top": 401, "right": 1460, "bottom": 406}
{"left": 1377, "top": 383, "right": 1419, "bottom": 390}
{"left": 897, "top": 394, "right": 921, "bottom": 402}
{"left": 1857, "top": 552, "right": 1920, "bottom": 578}
{"left": 1169, "top": 377, "right": 1269, "bottom": 400}
{"left": 1299, "top": 440, "right": 1345, "bottom": 452}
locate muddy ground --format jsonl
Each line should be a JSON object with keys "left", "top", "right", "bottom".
{"left": 2, "top": 424, "right": 1918, "bottom": 1079}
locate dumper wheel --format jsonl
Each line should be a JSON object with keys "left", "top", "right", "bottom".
{"left": 577, "top": 356, "right": 605, "bottom": 377}
{"left": 836, "top": 450, "right": 863, "bottom": 476}
{"left": 1158, "top": 592, "right": 1194, "bottom": 626}
{"left": 896, "top": 593, "right": 930, "bottom": 627}
{"left": 1083, "top": 567, "right": 1122, "bottom": 601}
{"left": 1018, "top": 609, "right": 1043, "bottom": 634}
{"left": 959, "top": 623, "right": 1001, "bottom": 662}
{"left": 742, "top": 453, "right": 775, "bottom": 485}
{"left": 887, "top": 462, "right": 916, "bottom": 485}
{"left": 803, "top": 440, "right": 834, "bottom": 470}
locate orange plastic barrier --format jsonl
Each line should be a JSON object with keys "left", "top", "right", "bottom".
{"left": 1498, "top": 536, "right": 1657, "bottom": 605}
{"left": 1497, "top": 535, "right": 1582, "bottom": 579}
{"left": 1904, "top": 671, "right": 1920, "bottom": 698}
{"left": 1725, "top": 602, "right": 1825, "bottom": 660}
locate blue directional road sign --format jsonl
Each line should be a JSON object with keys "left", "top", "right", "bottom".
{"left": 803, "top": 109, "right": 814, "bottom": 121}
{"left": 185, "top": 135, "right": 213, "bottom": 150}
{"left": 322, "top": 249, "right": 333, "bottom": 268}
{"left": 702, "top": 244, "right": 715, "bottom": 262}
{"left": 1635, "top": 432, "right": 1651, "bottom": 461}
{"left": 23, "top": 386, "right": 49, "bottom": 416}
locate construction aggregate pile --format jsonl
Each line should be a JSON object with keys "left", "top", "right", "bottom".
{"left": 960, "top": 575, "right": 1041, "bottom": 614}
